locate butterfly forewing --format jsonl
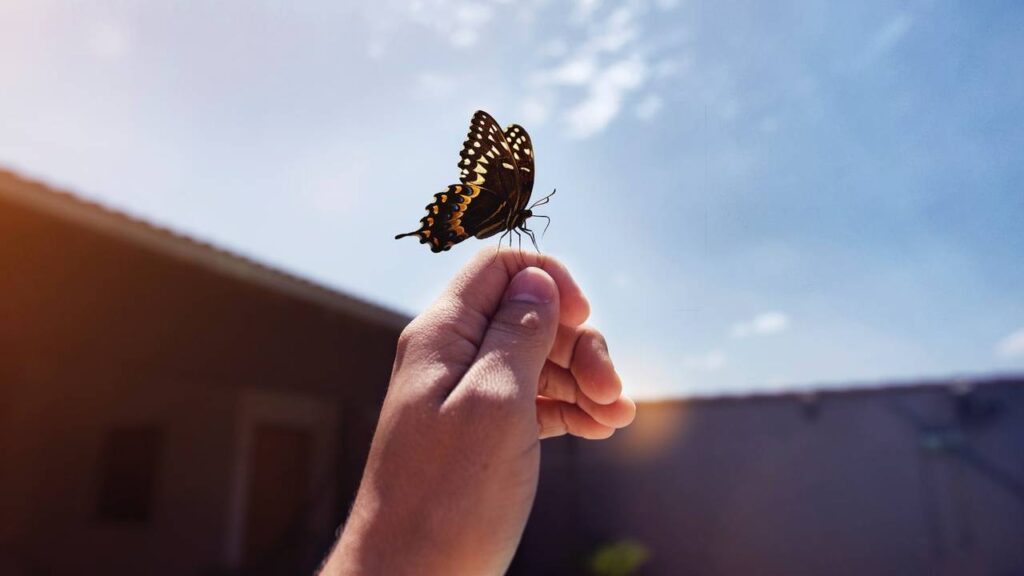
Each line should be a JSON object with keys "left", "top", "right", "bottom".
{"left": 459, "top": 111, "right": 521, "bottom": 202}
{"left": 503, "top": 124, "right": 535, "bottom": 211}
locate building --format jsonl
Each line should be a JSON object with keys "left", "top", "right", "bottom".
{"left": 4, "top": 168, "right": 1023, "bottom": 576}
{"left": 514, "top": 378, "right": 1024, "bottom": 576}
{"left": 0, "top": 169, "right": 408, "bottom": 575}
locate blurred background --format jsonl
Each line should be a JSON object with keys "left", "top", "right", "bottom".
{"left": 1, "top": 1, "right": 1022, "bottom": 575}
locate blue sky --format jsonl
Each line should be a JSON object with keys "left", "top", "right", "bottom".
{"left": 2, "top": 0, "right": 1022, "bottom": 398}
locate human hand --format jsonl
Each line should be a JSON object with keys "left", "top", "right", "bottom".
{"left": 321, "top": 247, "right": 636, "bottom": 575}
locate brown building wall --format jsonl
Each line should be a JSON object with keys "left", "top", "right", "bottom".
{"left": 0, "top": 185, "right": 404, "bottom": 575}
{"left": 515, "top": 381, "right": 1024, "bottom": 576}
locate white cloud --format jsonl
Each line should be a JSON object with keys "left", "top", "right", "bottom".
{"left": 573, "top": 0, "right": 602, "bottom": 23}
{"left": 404, "top": 0, "right": 495, "bottom": 49}
{"left": 732, "top": 311, "right": 790, "bottom": 338}
{"left": 588, "top": 6, "right": 637, "bottom": 53}
{"left": 681, "top": 349, "right": 727, "bottom": 372}
{"left": 996, "top": 328, "right": 1024, "bottom": 359}
{"left": 565, "top": 55, "right": 647, "bottom": 138}
{"left": 451, "top": 4, "right": 494, "bottom": 47}
{"left": 528, "top": 2, "right": 660, "bottom": 138}
{"left": 544, "top": 55, "right": 598, "bottom": 85}
{"left": 524, "top": 1, "right": 686, "bottom": 138}
{"left": 519, "top": 94, "right": 552, "bottom": 127}
{"left": 635, "top": 94, "right": 663, "bottom": 121}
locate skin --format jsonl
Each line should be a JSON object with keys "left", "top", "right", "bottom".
{"left": 320, "top": 247, "right": 636, "bottom": 575}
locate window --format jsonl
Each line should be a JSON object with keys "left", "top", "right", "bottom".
{"left": 96, "top": 426, "right": 164, "bottom": 523}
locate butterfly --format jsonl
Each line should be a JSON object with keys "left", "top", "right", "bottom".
{"left": 395, "top": 110, "right": 554, "bottom": 253}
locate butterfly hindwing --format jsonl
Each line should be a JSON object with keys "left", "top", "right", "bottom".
{"left": 394, "top": 183, "right": 508, "bottom": 252}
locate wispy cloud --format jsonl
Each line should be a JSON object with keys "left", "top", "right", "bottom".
{"left": 732, "top": 311, "right": 790, "bottom": 338}
{"left": 448, "top": 3, "right": 494, "bottom": 48}
{"left": 573, "top": 0, "right": 603, "bottom": 23}
{"left": 996, "top": 328, "right": 1024, "bottom": 359}
{"left": 374, "top": 0, "right": 497, "bottom": 52}
{"left": 526, "top": 1, "right": 681, "bottom": 139}
{"left": 565, "top": 55, "right": 648, "bottom": 138}
{"left": 680, "top": 349, "right": 727, "bottom": 372}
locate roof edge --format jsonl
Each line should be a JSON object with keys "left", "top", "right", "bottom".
{"left": 0, "top": 167, "right": 411, "bottom": 332}
{"left": 634, "top": 373, "right": 1024, "bottom": 406}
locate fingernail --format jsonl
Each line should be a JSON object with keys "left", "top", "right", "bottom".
{"left": 508, "top": 268, "right": 554, "bottom": 304}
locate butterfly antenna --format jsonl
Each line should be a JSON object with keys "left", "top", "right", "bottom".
{"left": 529, "top": 188, "right": 556, "bottom": 210}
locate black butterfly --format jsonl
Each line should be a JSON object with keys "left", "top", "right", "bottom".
{"left": 396, "top": 110, "right": 554, "bottom": 253}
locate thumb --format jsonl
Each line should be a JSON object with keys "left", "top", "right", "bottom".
{"left": 454, "top": 267, "right": 560, "bottom": 404}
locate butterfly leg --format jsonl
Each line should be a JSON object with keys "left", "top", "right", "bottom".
{"left": 531, "top": 214, "right": 552, "bottom": 238}
{"left": 512, "top": 228, "right": 528, "bottom": 262}
{"left": 512, "top": 229, "right": 526, "bottom": 266}
{"left": 491, "top": 229, "right": 511, "bottom": 264}
{"left": 522, "top": 226, "right": 541, "bottom": 253}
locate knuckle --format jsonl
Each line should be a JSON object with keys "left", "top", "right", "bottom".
{"left": 396, "top": 323, "right": 417, "bottom": 353}
{"left": 577, "top": 324, "right": 607, "bottom": 353}
{"left": 395, "top": 317, "right": 427, "bottom": 357}
{"left": 462, "top": 382, "right": 519, "bottom": 409}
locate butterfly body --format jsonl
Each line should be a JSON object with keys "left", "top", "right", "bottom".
{"left": 396, "top": 110, "right": 550, "bottom": 253}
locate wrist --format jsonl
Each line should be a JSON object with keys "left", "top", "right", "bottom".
{"left": 323, "top": 494, "right": 446, "bottom": 576}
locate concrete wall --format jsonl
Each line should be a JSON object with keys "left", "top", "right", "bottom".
{"left": 515, "top": 381, "right": 1024, "bottom": 576}
{"left": 0, "top": 193, "right": 402, "bottom": 575}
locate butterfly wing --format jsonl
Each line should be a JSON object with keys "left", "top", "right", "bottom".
{"left": 394, "top": 183, "right": 509, "bottom": 252}
{"left": 458, "top": 111, "right": 524, "bottom": 227}
{"left": 397, "top": 110, "right": 532, "bottom": 252}
{"left": 503, "top": 123, "right": 535, "bottom": 212}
